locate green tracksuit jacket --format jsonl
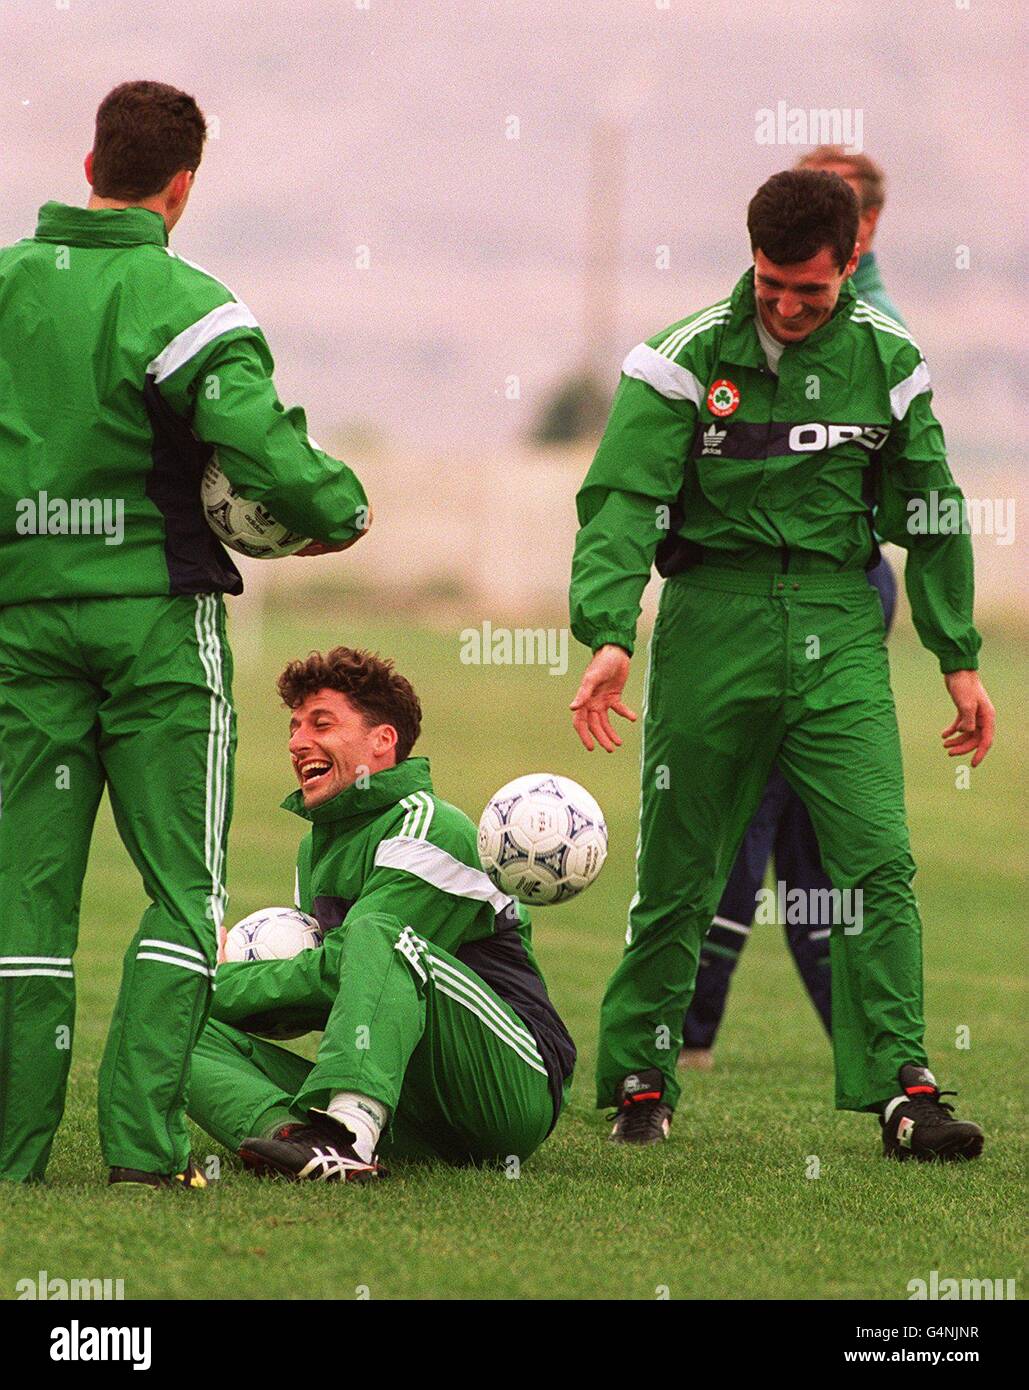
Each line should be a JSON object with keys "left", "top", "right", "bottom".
{"left": 0, "top": 201, "right": 368, "bottom": 604}
{"left": 570, "top": 267, "right": 980, "bottom": 674}
{"left": 189, "top": 759, "right": 576, "bottom": 1164}
{"left": 570, "top": 267, "right": 982, "bottom": 1115}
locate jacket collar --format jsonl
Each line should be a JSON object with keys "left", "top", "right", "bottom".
{"left": 281, "top": 756, "right": 433, "bottom": 825}
{"left": 718, "top": 264, "right": 857, "bottom": 367}
{"left": 34, "top": 201, "right": 168, "bottom": 249}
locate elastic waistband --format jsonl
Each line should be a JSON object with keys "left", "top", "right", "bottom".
{"left": 669, "top": 566, "right": 873, "bottom": 597}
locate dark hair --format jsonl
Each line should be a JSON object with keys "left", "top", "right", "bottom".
{"left": 277, "top": 648, "right": 422, "bottom": 762}
{"left": 795, "top": 146, "right": 886, "bottom": 212}
{"left": 91, "top": 81, "right": 207, "bottom": 199}
{"left": 747, "top": 169, "right": 859, "bottom": 271}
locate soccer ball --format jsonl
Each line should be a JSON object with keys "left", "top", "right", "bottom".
{"left": 477, "top": 773, "right": 608, "bottom": 905}
{"left": 223, "top": 907, "right": 323, "bottom": 962}
{"left": 201, "top": 455, "right": 311, "bottom": 558}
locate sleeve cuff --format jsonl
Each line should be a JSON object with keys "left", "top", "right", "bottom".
{"left": 588, "top": 633, "right": 635, "bottom": 658}
{"left": 939, "top": 654, "right": 979, "bottom": 675}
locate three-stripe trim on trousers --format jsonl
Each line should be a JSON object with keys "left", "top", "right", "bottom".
{"left": 194, "top": 594, "right": 231, "bottom": 944}
{"left": 393, "top": 927, "right": 547, "bottom": 1076}
{"left": 135, "top": 939, "right": 215, "bottom": 979}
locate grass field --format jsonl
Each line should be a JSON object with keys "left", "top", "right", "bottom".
{"left": 1, "top": 599, "right": 1024, "bottom": 1301}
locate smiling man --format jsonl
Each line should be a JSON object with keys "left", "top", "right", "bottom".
{"left": 568, "top": 169, "right": 994, "bottom": 1159}
{"left": 186, "top": 647, "right": 575, "bottom": 1180}
{"left": 680, "top": 149, "right": 905, "bottom": 1069}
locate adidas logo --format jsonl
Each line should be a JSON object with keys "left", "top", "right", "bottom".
{"left": 701, "top": 424, "right": 727, "bottom": 455}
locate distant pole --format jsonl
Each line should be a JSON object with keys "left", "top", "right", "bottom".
{"left": 583, "top": 118, "right": 626, "bottom": 375}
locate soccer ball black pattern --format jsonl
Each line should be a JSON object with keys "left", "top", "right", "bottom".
{"left": 477, "top": 773, "right": 608, "bottom": 906}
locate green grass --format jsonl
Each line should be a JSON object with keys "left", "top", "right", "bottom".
{"left": 1, "top": 603, "right": 1024, "bottom": 1300}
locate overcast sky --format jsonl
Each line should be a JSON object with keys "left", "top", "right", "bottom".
{"left": 3, "top": 0, "right": 1025, "bottom": 452}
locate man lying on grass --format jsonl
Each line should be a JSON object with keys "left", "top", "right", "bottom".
{"left": 187, "top": 647, "right": 576, "bottom": 1182}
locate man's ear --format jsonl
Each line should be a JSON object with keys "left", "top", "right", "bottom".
{"left": 860, "top": 205, "right": 881, "bottom": 246}
{"left": 84, "top": 151, "right": 94, "bottom": 187}
{"left": 842, "top": 243, "right": 861, "bottom": 279}
{"left": 375, "top": 724, "right": 399, "bottom": 760}
{"left": 165, "top": 168, "right": 193, "bottom": 211}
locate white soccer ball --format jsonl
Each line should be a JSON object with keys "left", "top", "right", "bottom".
{"left": 201, "top": 455, "right": 311, "bottom": 558}
{"left": 223, "top": 907, "right": 323, "bottom": 962}
{"left": 477, "top": 773, "right": 608, "bottom": 906}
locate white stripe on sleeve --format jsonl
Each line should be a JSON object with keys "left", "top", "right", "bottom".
{"left": 621, "top": 343, "right": 705, "bottom": 406}
{"left": 889, "top": 359, "right": 932, "bottom": 420}
{"left": 374, "top": 837, "right": 514, "bottom": 914}
{"left": 147, "top": 301, "right": 259, "bottom": 384}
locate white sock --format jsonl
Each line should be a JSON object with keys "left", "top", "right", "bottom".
{"left": 325, "top": 1092, "right": 387, "bottom": 1162}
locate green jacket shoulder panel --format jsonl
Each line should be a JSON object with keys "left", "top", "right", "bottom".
{"left": 848, "top": 301, "right": 926, "bottom": 391}
{"left": 643, "top": 297, "right": 734, "bottom": 362}
{"left": 371, "top": 791, "right": 482, "bottom": 874}
{"left": 139, "top": 249, "right": 262, "bottom": 387}
{"left": 620, "top": 298, "right": 734, "bottom": 407}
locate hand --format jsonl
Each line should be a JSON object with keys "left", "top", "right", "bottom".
{"left": 942, "top": 670, "right": 995, "bottom": 768}
{"left": 296, "top": 505, "right": 373, "bottom": 557}
{"left": 570, "top": 644, "right": 637, "bottom": 752}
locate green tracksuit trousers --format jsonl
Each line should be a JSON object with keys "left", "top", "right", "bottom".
{"left": 0, "top": 594, "right": 234, "bottom": 1180}
{"left": 189, "top": 914, "right": 556, "bottom": 1166}
{"left": 597, "top": 566, "right": 928, "bottom": 1114}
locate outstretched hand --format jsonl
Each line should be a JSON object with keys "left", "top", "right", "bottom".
{"left": 942, "top": 670, "right": 995, "bottom": 768}
{"left": 570, "top": 644, "right": 637, "bottom": 752}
